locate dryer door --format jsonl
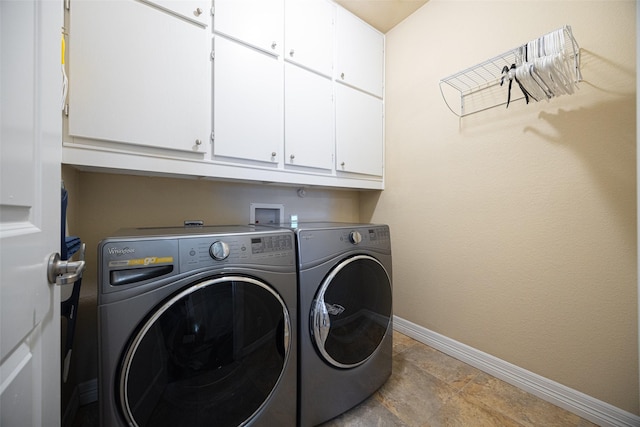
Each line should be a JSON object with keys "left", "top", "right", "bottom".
{"left": 118, "top": 276, "right": 290, "bottom": 427}
{"left": 311, "top": 255, "right": 392, "bottom": 368}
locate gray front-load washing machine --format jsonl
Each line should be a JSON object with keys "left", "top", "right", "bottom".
{"left": 97, "top": 225, "right": 297, "bottom": 427}
{"left": 291, "top": 222, "right": 393, "bottom": 426}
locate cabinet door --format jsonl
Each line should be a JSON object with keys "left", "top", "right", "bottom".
{"left": 284, "top": 0, "right": 333, "bottom": 77}
{"left": 335, "top": 85, "right": 383, "bottom": 177}
{"left": 68, "top": 0, "right": 210, "bottom": 154}
{"left": 139, "top": 0, "right": 209, "bottom": 27}
{"left": 284, "top": 63, "right": 333, "bottom": 170}
{"left": 213, "top": 36, "right": 283, "bottom": 164}
{"left": 335, "top": 7, "right": 384, "bottom": 98}
{"left": 214, "top": 0, "right": 283, "bottom": 56}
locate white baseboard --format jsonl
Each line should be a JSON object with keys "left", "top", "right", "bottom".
{"left": 78, "top": 377, "right": 98, "bottom": 405}
{"left": 393, "top": 316, "right": 640, "bottom": 427}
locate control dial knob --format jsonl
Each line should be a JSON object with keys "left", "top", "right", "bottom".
{"left": 348, "top": 231, "right": 362, "bottom": 245}
{"left": 209, "top": 241, "right": 230, "bottom": 260}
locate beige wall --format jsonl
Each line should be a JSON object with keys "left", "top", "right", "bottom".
{"left": 362, "top": 0, "right": 638, "bottom": 415}
{"left": 63, "top": 167, "right": 360, "bottom": 282}
{"left": 61, "top": 165, "right": 361, "bottom": 390}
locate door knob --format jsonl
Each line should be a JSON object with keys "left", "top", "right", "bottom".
{"left": 47, "top": 244, "right": 85, "bottom": 285}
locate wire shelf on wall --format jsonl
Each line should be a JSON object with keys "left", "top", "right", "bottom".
{"left": 439, "top": 25, "right": 581, "bottom": 117}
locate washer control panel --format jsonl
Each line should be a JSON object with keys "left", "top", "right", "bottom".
{"left": 99, "top": 228, "right": 296, "bottom": 297}
{"left": 209, "top": 240, "right": 230, "bottom": 260}
{"left": 180, "top": 232, "right": 294, "bottom": 271}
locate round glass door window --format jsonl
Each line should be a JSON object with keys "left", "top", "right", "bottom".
{"left": 311, "top": 255, "right": 392, "bottom": 368}
{"left": 118, "top": 276, "right": 290, "bottom": 427}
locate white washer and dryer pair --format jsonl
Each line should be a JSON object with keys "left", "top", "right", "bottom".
{"left": 281, "top": 222, "right": 394, "bottom": 427}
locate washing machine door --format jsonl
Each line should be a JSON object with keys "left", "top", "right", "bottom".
{"left": 118, "top": 276, "right": 290, "bottom": 427}
{"left": 311, "top": 255, "right": 392, "bottom": 369}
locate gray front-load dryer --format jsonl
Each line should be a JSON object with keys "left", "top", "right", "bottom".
{"left": 291, "top": 222, "right": 393, "bottom": 426}
{"left": 97, "top": 225, "right": 297, "bottom": 427}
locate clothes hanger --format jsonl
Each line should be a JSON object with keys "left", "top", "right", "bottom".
{"left": 501, "top": 63, "right": 535, "bottom": 107}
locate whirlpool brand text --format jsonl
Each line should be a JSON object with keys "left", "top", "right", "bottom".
{"left": 108, "top": 247, "right": 136, "bottom": 256}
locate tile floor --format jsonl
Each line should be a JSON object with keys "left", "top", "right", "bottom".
{"left": 320, "top": 331, "right": 598, "bottom": 427}
{"left": 72, "top": 331, "right": 598, "bottom": 427}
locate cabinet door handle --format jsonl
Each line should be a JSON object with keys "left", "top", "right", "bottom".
{"left": 290, "top": 154, "right": 295, "bottom": 160}
{"left": 271, "top": 152, "right": 277, "bottom": 157}
{"left": 289, "top": 49, "right": 295, "bottom": 57}
{"left": 341, "top": 72, "right": 345, "bottom": 80}
{"left": 271, "top": 41, "right": 277, "bottom": 50}
{"left": 194, "top": 7, "right": 202, "bottom": 16}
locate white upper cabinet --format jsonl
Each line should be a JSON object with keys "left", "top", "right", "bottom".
{"left": 68, "top": 0, "right": 210, "bottom": 154}
{"left": 64, "top": 0, "right": 385, "bottom": 189}
{"left": 284, "top": 0, "right": 334, "bottom": 77}
{"left": 335, "top": 84, "right": 383, "bottom": 176}
{"left": 139, "top": 0, "right": 210, "bottom": 27}
{"left": 335, "top": 7, "right": 384, "bottom": 98}
{"left": 213, "top": 0, "right": 284, "bottom": 56}
{"left": 284, "top": 63, "right": 334, "bottom": 170}
{"left": 212, "top": 36, "right": 283, "bottom": 164}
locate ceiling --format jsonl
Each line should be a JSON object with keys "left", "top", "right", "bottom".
{"left": 333, "top": 0, "right": 429, "bottom": 33}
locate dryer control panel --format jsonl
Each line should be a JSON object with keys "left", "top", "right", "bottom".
{"left": 296, "top": 224, "right": 391, "bottom": 268}
{"left": 337, "top": 226, "right": 391, "bottom": 248}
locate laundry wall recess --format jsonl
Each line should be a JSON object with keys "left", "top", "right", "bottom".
{"left": 439, "top": 25, "right": 581, "bottom": 117}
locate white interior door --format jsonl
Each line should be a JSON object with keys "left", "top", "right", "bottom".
{"left": 1, "top": 2, "right": 62, "bottom": 425}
